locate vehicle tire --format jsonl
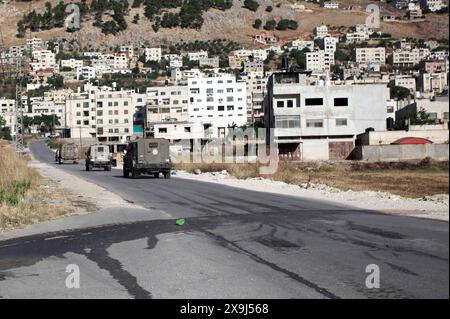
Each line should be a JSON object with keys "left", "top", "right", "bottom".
{"left": 123, "top": 169, "right": 129, "bottom": 178}
{"left": 154, "top": 173, "right": 159, "bottom": 179}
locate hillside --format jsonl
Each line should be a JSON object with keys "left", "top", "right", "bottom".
{"left": 0, "top": 0, "right": 448, "bottom": 49}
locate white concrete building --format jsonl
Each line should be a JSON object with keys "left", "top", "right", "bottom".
{"left": 144, "top": 48, "right": 162, "bottom": 62}
{"left": 30, "top": 50, "right": 56, "bottom": 71}
{"left": 419, "top": 72, "right": 448, "bottom": 94}
{"left": 60, "top": 59, "right": 84, "bottom": 70}
{"left": 420, "top": 0, "right": 446, "bottom": 11}
{"left": 322, "top": 1, "right": 339, "bottom": 9}
{"left": 306, "top": 50, "right": 327, "bottom": 72}
{"left": 244, "top": 60, "right": 265, "bottom": 78}
{"left": 188, "top": 51, "right": 208, "bottom": 61}
{"left": 76, "top": 66, "right": 96, "bottom": 80}
{"left": 0, "top": 98, "right": 16, "bottom": 135}
{"left": 396, "top": 96, "right": 449, "bottom": 124}
{"left": 264, "top": 72, "right": 388, "bottom": 160}
{"left": 322, "top": 37, "right": 337, "bottom": 69}
{"left": 66, "top": 85, "right": 134, "bottom": 142}
{"left": 290, "top": 40, "right": 315, "bottom": 52}
{"left": 392, "top": 75, "right": 417, "bottom": 95}
{"left": 199, "top": 56, "right": 220, "bottom": 68}
{"left": 353, "top": 47, "right": 386, "bottom": 65}
{"left": 164, "top": 54, "right": 183, "bottom": 68}
{"left": 146, "top": 86, "right": 189, "bottom": 124}
{"left": 188, "top": 74, "right": 247, "bottom": 138}
{"left": 391, "top": 48, "right": 431, "bottom": 67}
{"left": 314, "top": 25, "right": 329, "bottom": 39}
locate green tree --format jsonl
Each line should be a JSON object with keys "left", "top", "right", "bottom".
{"left": 244, "top": 0, "right": 259, "bottom": 12}
{"left": 391, "top": 85, "right": 411, "bottom": 101}
{"left": 253, "top": 18, "right": 262, "bottom": 29}
{"left": 265, "top": 5, "right": 273, "bottom": 12}
{"left": 264, "top": 19, "right": 276, "bottom": 30}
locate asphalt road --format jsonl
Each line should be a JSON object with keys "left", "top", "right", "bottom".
{"left": 0, "top": 140, "right": 448, "bottom": 299}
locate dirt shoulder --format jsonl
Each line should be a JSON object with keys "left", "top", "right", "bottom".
{"left": 174, "top": 161, "right": 449, "bottom": 221}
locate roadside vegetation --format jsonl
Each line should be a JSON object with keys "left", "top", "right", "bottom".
{"left": 175, "top": 158, "right": 449, "bottom": 198}
{"left": 0, "top": 141, "right": 73, "bottom": 230}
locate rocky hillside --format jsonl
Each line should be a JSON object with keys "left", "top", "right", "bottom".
{"left": 0, "top": 0, "right": 448, "bottom": 49}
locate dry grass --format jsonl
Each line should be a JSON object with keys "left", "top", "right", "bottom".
{"left": 0, "top": 141, "right": 74, "bottom": 231}
{"left": 175, "top": 159, "right": 449, "bottom": 198}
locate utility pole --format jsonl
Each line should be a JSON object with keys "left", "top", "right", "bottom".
{"left": 14, "top": 55, "right": 25, "bottom": 151}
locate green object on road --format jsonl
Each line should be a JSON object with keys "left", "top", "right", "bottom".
{"left": 175, "top": 218, "right": 185, "bottom": 226}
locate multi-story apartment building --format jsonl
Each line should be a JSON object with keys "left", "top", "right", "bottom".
{"left": 76, "top": 66, "right": 96, "bottom": 80}
{"left": 306, "top": 50, "right": 327, "bottom": 72}
{"left": 396, "top": 96, "right": 449, "bottom": 125}
{"left": 66, "top": 85, "right": 134, "bottom": 142}
{"left": 188, "top": 51, "right": 208, "bottom": 61}
{"left": 146, "top": 86, "right": 189, "bottom": 125}
{"left": 322, "top": 1, "right": 339, "bottom": 9}
{"left": 264, "top": 72, "right": 388, "bottom": 160}
{"left": 419, "top": 72, "right": 448, "bottom": 94}
{"left": 314, "top": 25, "right": 329, "bottom": 39}
{"left": 43, "top": 89, "right": 73, "bottom": 105}
{"left": 199, "top": 56, "right": 220, "bottom": 68}
{"left": 26, "top": 37, "right": 46, "bottom": 52}
{"left": 187, "top": 74, "right": 247, "bottom": 138}
{"left": 420, "top": 59, "right": 447, "bottom": 73}
{"left": 345, "top": 32, "right": 370, "bottom": 43}
{"left": 322, "top": 37, "right": 337, "bottom": 69}
{"left": 0, "top": 98, "right": 16, "bottom": 135}
{"left": 119, "top": 46, "right": 134, "bottom": 57}
{"left": 60, "top": 59, "right": 84, "bottom": 70}
{"left": 290, "top": 40, "right": 314, "bottom": 52}
{"left": 30, "top": 50, "right": 56, "bottom": 71}
{"left": 245, "top": 76, "right": 267, "bottom": 124}
{"left": 228, "top": 55, "right": 248, "bottom": 69}
{"left": 392, "top": 75, "right": 417, "bottom": 94}
{"left": 144, "top": 48, "right": 162, "bottom": 62}
{"left": 420, "top": 0, "right": 446, "bottom": 11}
{"left": 391, "top": 48, "right": 431, "bottom": 67}
{"left": 170, "top": 68, "right": 202, "bottom": 84}
{"left": 244, "top": 60, "right": 264, "bottom": 78}
{"left": 353, "top": 47, "right": 386, "bottom": 65}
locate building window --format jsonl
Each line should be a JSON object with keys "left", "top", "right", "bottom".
{"left": 218, "top": 105, "right": 225, "bottom": 111}
{"left": 336, "top": 118, "right": 348, "bottom": 126}
{"left": 275, "top": 116, "right": 300, "bottom": 128}
{"left": 184, "top": 127, "right": 191, "bottom": 133}
{"left": 334, "top": 98, "right": 349, "bottom": 107}
{"left": 306, "top": 119, "right": 324, "bottom": 128}
{"left": 287, "top": 100, "right": 294, "bottom": 108}
{"left": 277, "top": 101, "right": 284, "bottom": 108}
{"left": 227, "top": 105, "right": 234, "bottom": 111}
{"left": 305, "top": 98, "right": 323, "bottom": 106}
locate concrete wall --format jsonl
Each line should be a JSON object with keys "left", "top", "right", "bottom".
{"left": 301, "top": 139, "right": 329, "bottom": 160}
{"left": 358, "top": 129, "right": 449, "bottom": 145}
{"left": 353, "top": 144, "right": 449, "bottom": 161}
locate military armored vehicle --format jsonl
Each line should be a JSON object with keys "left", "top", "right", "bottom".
{"left": 85, "top": 145, "right": 112, "bottom": 171}
{"left": 123, "top": 138, "right": 172, "bottom": 179}
{"left": 56, "top": 143, "right": 79, "bottom": 164}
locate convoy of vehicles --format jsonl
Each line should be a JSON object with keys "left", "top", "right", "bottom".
{"left": 53, "top": 138, "right": 172, "bottom": 179}
{"left": 85, "top": 145, "right": 112, "bottom": 171}
{"left": 56, "top": 143, "right": 79, "bottom": 164}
